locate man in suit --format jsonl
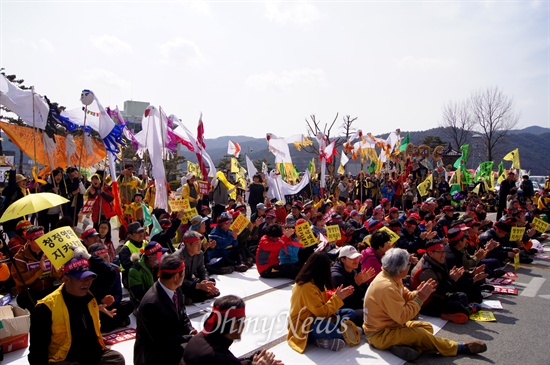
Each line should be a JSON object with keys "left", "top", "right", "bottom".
{"left": 134, "top": 254, "right": 197, "bottom": 365}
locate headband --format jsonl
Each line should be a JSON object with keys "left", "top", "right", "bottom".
{"left": 26, "top": 230, "right": 44, "bottom": 240}
{"left": 426, "top": 243, "right": 445, "bottom": 253}
{"left": 93, "top": 249, "right": 109, "bottom": 256}
{"left": 448, "top": 231, "right": 464, "bottom": 242}
{"left": 202, "top": 306, "right": 246, "bottom": 334}
{"left": 158, "top": 261, "right": 185, "bottom": 277}
{"left": 183, "top": 236, "right": 201, "bottom": 244}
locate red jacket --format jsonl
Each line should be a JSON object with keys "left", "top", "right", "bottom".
{"left": 256, "top": 235, "right": 292, "bottom": 274}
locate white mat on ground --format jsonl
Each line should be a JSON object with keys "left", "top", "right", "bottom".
{"left": 268, "top": 315, "right": 448, "bottom": 365}
{"left": 186, "top": 268, "right": 294, "bottom": 316}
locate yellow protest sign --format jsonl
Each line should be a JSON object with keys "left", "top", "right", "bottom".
{"left": 295, "top": 221, "right": 318, "bottom": 248}
{"left": 509, "top": 226, "right": 525, "bottom": 241}
{"left": 469, "top": 310, "right": 496, "bottom": 322}
{"left": 514, "top": 252, "right": 520, "bottom": 271}
{"left": 35, "top": 227, "right": 87, "bottom": 270}
{"left": 326, "top": 224, "right": 342, "bottom": 242}
{"left": 532, "top": 217, "right": 549, "bottom": 234}
{"left": 379, "top": 226, "right": 400, "bottom": 245}
{"left": 230, "top": 214, "right": 250, "bottom": 235}
{"left": 169, "top": 199, "right": 190, "bottom": 212}
{"left": 182, "top": 208, "right": 199, "bottom": 223}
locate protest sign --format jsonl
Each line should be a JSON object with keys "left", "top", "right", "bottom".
{"left": 379, "top": 226, "right": 400, "bottom": 245}
{"left": 532, "top": 217, "right": 549, "bottom": 234}
{"left": 198, "top": 181, "right": 209, "bottom": 195}
{"left": 469, "top": 311, "right": 496, "bottom": 322}
{"left": 35, "top": 227, "right": 87, "bottom": 269}
{"left": 230, "top": 214, "right": 250, "bottom": 235}
{"left": 169, "top": 199, "right": 190, "bottom": 212}
{"left": 509, "top": 226, "right": 525, "bottom": 241}
{"left": 326, "top": 224, "right": 342, "bottom": 242}
{"left": 295, "top": 221, "right": 318, "bottom": 248}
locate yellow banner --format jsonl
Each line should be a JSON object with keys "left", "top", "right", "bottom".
{"left": 379, "top": 226, "right": 400, "bottom": 245}
{"left": 230, "top": 214, "right": 250, "bottom": 235}
{"left": 469, "top": 310, "right": 496, "bottom": 322}
{"left": 532, "top": 217, "right": 549, "bottom": 234}
{"left": 169, "top": 199, "right": 190, "bottom": 212}
{"left": 509, "top": 226, "right": 525, "bottom": 241}
{"left": 35, "top": 227, "right": 87, "bottom": 270}
{"left": 183, "top": 208, "right": 198, "bottom": 223}
{"left": 326, "top": 224, "right": 342, "bottom": 242}
{"left": 295, "top": 221, "right": 318, "bottom": 248}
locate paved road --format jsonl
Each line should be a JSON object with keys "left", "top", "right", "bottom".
{"left": 413, "top": 252, "right": 550, "bottom": 365}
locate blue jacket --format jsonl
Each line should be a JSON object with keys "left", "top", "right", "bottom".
{"left": 208, "top": 226, "right": 238, "bottom": 260}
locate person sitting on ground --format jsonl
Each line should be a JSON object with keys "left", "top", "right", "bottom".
{"left": 150, "top": 210, "right": 184, "bottom": 253}
{"left": 28, "top": 257, "right": 125, "bottom": 365}
{"left": 207, "top": 213, "right": 249, "bottom": 274}
{"left": 11, "top": 225, "right": 63, "bottom": 310}
{"left": 175, "top": 231, "right": 219, "bottom": 304}
{"left": 134, "top": 254, "right": 196, "bottom": 365}
{"left": 360, "top": 230, "right": 393, "bottom": 283}
{"left": 184, "top": 295, "right": 284, "bottom": 365}
{"left": 331, "top": 245, "right": 375, "bottom": 325}
{"left": 256, "top": 222, "right": 296, "bottom": 278}
{"left": 81, "top": 227, "right": 101, "bottom": 248}
{"left": 411, "top": 239, "right": 476, "bottom": 324}
{"left": 128, "top": 242, "right": 167, "bottom": 306}
{"left": 8, "top": 220, "right": 32, "bottom": 256}
{"left": 287, "top": 251, "right": 360, "bottom": 353}
{"left": 86, "top": 243, "right": 135, "bottom": 333}
{"left": 276, "top": 218, "right": 304, "bottom": 280}
{"left": 363, "top": 247, "right": 487, "bottom": 362}
{"left": 119, "top": 221, "right": 148, "bottom": 288}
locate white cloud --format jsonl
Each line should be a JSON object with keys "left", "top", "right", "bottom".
{"left": 159, "top": 37, "right": 206, "bottom": 67}
{"left": 245, "top": 68, "right": 327, "bottom": 91}
{"left": 265, "top": 0, "right": 320, "bottom": 25}
{"left": 79, "top": 68, "right": 131, "bottom": 90}
{"left": 32, "top": 39, "right": 55, "bottom": 53}
{"left": 189, "top": 0, "right": 211, "bottom": 15}
{"left": 89, "top": 35, "right": 132, "bottom": 55}
{"left": 396, "top": 56, "right": 457, "bottom": 70}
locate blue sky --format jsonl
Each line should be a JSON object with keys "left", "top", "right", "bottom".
{"left": 1, "top": 0, "right": 548, "bottom": 139}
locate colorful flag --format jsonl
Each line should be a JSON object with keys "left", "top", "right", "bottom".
{"left": 503, "top": 148, "right": 521, "bottom": 169}
{"left": 308, "top": 157, "right": 317, "bottom": 179}
{"left": 417, "top": 174, "right": 433, "bottom": 197}
{"left": 187, "top": 161, "right": 202, "bottom": 179}
{"left": 453, "top": 144, "right": 470, "bottom": 169}
{"left": 338, "top": 152, "right": 349, "bottom": 175}
{"left": 368, "top": 159, "right": 378, "bottom": 174}
{"left": 150, "top": 214, "right": 163, "bottom": 238}
{"left": 399, "top": 133, "right": 410, "bottom": 152}
{"left": 142, "top": 203, "right": 152, "bottom": 227}
{"left": 227, "top": 140, "right": 241, "bottom": 158}
{"left": 475, "top": 161, "right": 494, "bottom": 181}
{"left": 497, "top": 161, "right": 506, "bottom": 184}
{"left": 230, "top": 157, "right": 241, "bottom": 173}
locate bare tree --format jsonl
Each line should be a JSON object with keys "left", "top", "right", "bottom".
{"left": 470, "top": 87, "right": 519, "bottom": 162}
{"left": 439, "top": 99, "right": 474, "bottom": 151}
{"left": 341, "top": 115, "right": 358, "bottom": 141}
{"left": 302, "top": 113, "right": 341, "bottom": 155}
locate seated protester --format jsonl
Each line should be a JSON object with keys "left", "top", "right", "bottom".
{"left": 207, "top": 213, "right": 249, "bottom": 274}
{"left": 250, "top": 202, "right": 267, "bottom": 224}
{"left": 86, "top": 243, "right": 135, "bottom": 332}
{"left": 327, "top": 214, "right": 353, "bottom": 247}
{"left": 199, "top": 205, "right": 214, "bottom": 236}
{"left": 436, "top": 205, "right": 456, "bottom": 238}
{"left": 29, "top": 257, "right": 125, "bottom": 365}
{"left": 464, "top": 219, "right": 504, "bottom": 278}
{"left": 81, "top": 227, "right": 101, "bottom": 248}
{"left": 286, "top": 201, "right": 305, "bottom": 227}
{"left": 188, "top": 215, "right": 217, "bottom": 256}
{"left": 97, "top": 220, "right": 117, "bottom": 263}
{"left": 445, "top": 229, "right": 489, "bottom": 303}
{"left": 128, "top": 242, "right": 167, "bottom": 306}
{"left": 277, "top": 219, "right": 304, "bottom": 280}
{"left": 8, "top": 220, "right": 32, "bottom": 256}
{"left": 119, "top": 221, "right": 148, "bottom": 288}
{"left": 256, "top": 223, "right": 295, "bottom": 278}
{"left": 151, "top": 210, "right": 184, "bottom": 253}
{"left": 232, "top": 204, "right": 259, "bottom": 267}
{"left": 11, "top": 226, "right": 63, "bottom": 310}
{"left": 258, "top": 210, "right": 277, "bottom": 240}
{"left": 134, "top": 254, "right": 197, "bottom": 365}
{"left": 385, "top": 207, "right": 400, "bottom": 224}
{"left": 366, "top": 208, "right": 385, "bottom": 228}
{"left": 287, "top": 251, "right": 360, "bottom": 353}
{"left": 311, "top": 212, "right": 327, "bottom": 238}
{"left": 479, "top": 221, "right": 521, "bottom": 266}
{"left": 419, "top": 213, "right": 436, "bottom": 233}
{"left": 348, "top": 210, "right": 367, "bottom": 245}
{"left": 411, "top": 240, "right": 476, "bottom": 324}
{"left": 331, "top": 246, "right": 375, "bottom": 325}
{"left": 395, "top": 218, "right": 436, "bottom": 255}
{"left": 363, "top": 247, "right": 487, "bottom": 362}
{"left": 175, "top": 231, "right": 219, "bottom": 304}
{"left": 273, "top": 200, "right": 287, "bottom": 225}
{"left": 184, "top": 295, "right": 283, "bottom": 365}
{"left": 360, "top": 230, "right": 392, "bottom": 283}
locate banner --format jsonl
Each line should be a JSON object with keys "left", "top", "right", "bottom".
{"left": 295, "top": 221, "right": 318, "bottom": 248}
{"left": 230, "top": 214, "right": 250, "bottom": 235}
{"left": 198, "top": 180, "right": 210, "bottom": 195}
{"left": 35, "top": 227, "right": 87, "bottom": 269}
{"left": 169, "top": 199, "right": 190, "bottom": 212}
{"left": 509, "top": 226, "right": 525, "bottom": 241}
{"left": 326, "top": 224, "right": 342, "bottom": 242}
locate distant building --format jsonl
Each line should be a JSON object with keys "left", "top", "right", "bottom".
{"left": 121, "top": 100, "right": 149, "bottom": 134}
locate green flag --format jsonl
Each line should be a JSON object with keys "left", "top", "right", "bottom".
{"left": 142, "top": 203, "right": 152, "bottom": 227}
{"left": 453, "top": 144, "right": 470, "bottom": 169}
{"left": 475, "top": 161, "right": 494, "bottom": 181}
{"left": 308, "top": 157, "right": 317, "bottom": 178}
{"left": 368, "top": 159, "right": 378, "bottom": 174}
{"left": 150, "top": 214, "right": 163, "bottom": 238}
{"left": 399, "top": 133, "right": 410, "bottom": 151}
{"left": 497, "top": 161, "right": 506, "bottom": 184}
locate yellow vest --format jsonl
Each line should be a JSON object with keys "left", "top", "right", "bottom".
{"left": 120, "top": 240, "right": 146, "bottom": 272}
{"left": 37, "top": 284, "right": 106, "bottom": 363}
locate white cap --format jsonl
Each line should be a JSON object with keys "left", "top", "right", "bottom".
{"left": 338, "top": 246, "right": 362, "bottom": 259}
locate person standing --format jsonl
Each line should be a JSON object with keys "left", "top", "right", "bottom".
{"left": 247, "top": 174, "right": 266, "bottom": 217}
{"left": 182, "top": 173, "right": 201, "bottom": 209}
{"left": 497, "top": 171, "right": 516, "bottom": 220}
{"left": 134, "top": 254, "right": 196, "bottom": 365}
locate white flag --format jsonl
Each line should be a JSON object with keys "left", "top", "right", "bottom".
{"left": 227, "top": 140, "right": 241, "bottom": 158}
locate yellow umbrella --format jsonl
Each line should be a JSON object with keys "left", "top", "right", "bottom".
{"left": 0, "top": 193, "right": 69, "bottom": 223}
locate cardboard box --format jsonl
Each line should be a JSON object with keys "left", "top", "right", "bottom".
{"left": 0, "top": 305, "right": 30, "bottom": 337}
{"left": 0, "top": 333, "right": 28, "bottom": 353}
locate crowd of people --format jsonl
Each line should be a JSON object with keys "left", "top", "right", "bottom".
{"left": 0, "top": 160, "right": 548, "bottom": 364}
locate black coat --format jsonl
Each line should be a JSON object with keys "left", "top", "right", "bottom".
{"left": 134, "top": 281, "right": 195, "bottom": 365}
{"left": 330, "top": 260, "right": 368, "bottom": 310}
{"left": 184, "top": 332, "right": 251, "bottom": 365}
